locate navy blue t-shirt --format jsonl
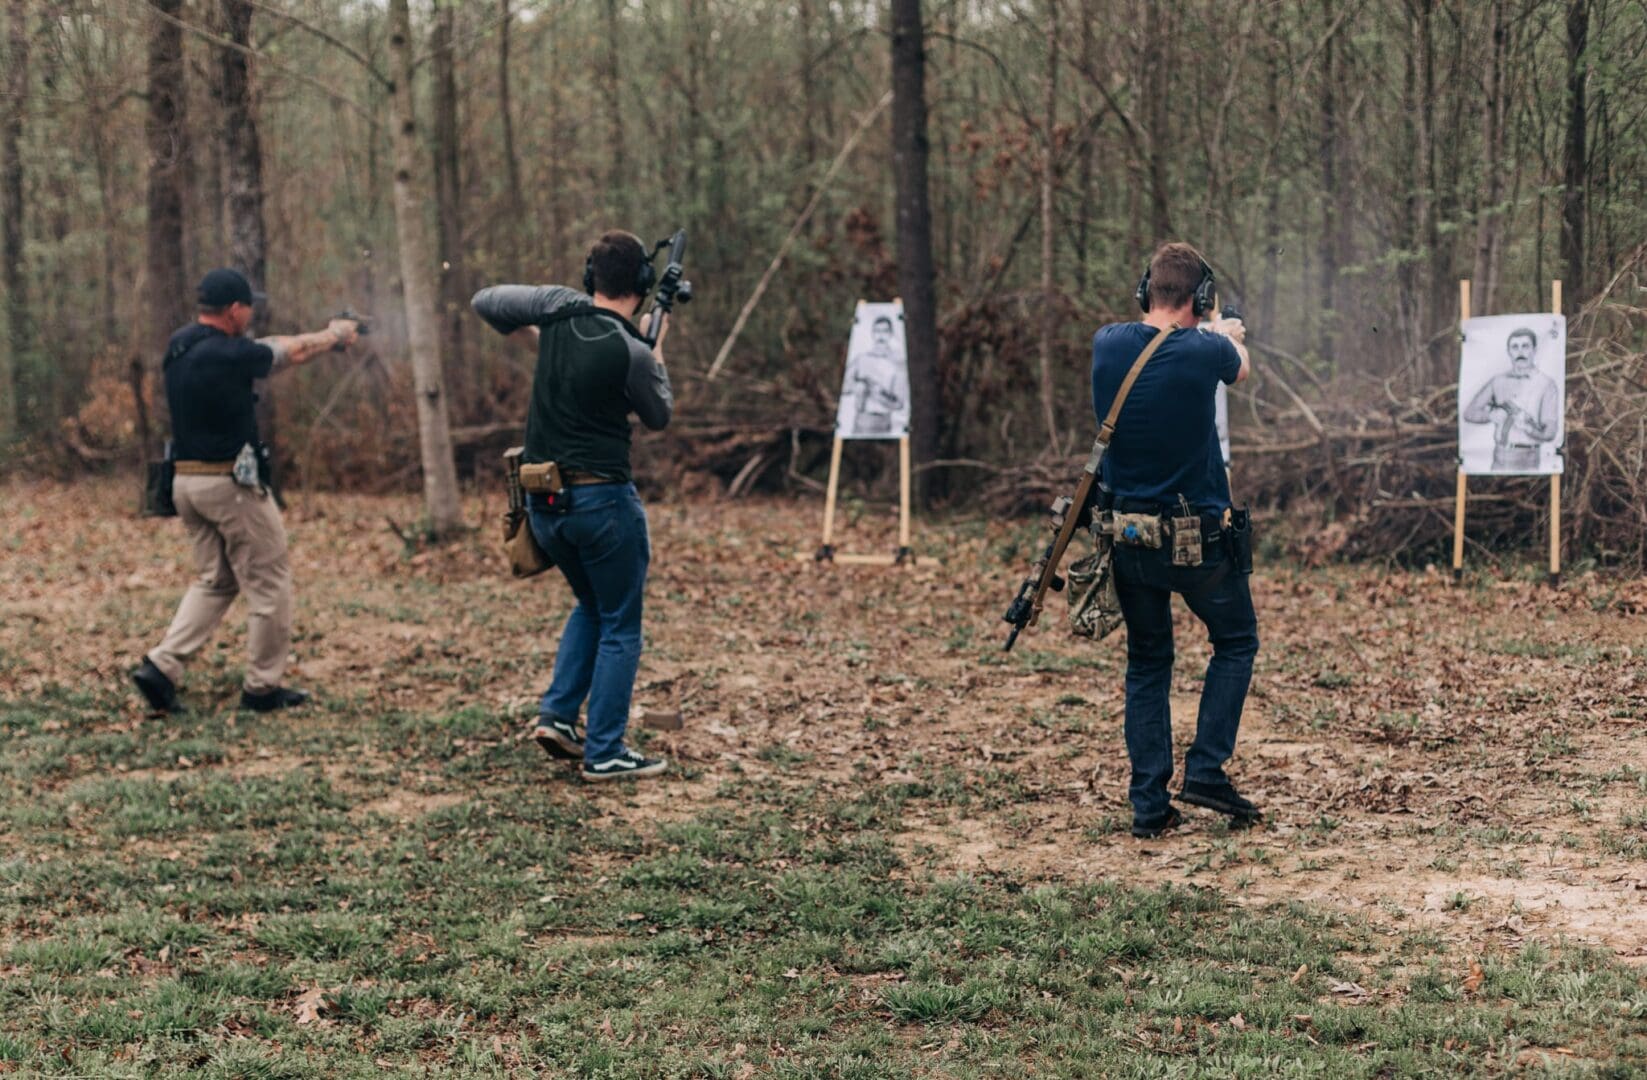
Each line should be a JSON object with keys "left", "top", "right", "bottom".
{"left": 163, "top": 324, "right": 275, "bottom": 461}
{"left": 1090, "top": 323, "right": 1240, "bottom": 512}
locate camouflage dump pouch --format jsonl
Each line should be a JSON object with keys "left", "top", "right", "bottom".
{"left": 1111, "top": 512, "right": 1163, "bottom": 548}
{"left": 502, "top": 447, "right": 553, "bottom": 579}
{"left": 1067, "top": 529, "right": 1124, "bottom": 641}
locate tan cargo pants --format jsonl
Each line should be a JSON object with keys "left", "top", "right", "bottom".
{"left": 147, "top": 476, "right": 293, "bottom": 694}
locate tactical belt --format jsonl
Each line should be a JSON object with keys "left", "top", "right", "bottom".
{"left": 174, "top": 460, "right": 235, "bottom": 476}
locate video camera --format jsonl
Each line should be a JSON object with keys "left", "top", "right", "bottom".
{"left": 641, "top": 230, "right": 692, "bottom": 346}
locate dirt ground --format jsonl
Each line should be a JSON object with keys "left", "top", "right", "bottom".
{"left": 5, "top": 478, "right": 1645, "bottom": 963}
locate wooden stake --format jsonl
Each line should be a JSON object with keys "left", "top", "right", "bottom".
{"left": 1550, "top": 278, "right": 1563, "bottom": 585}
{"left": 1452, "top": 279, "right": 1471, "bottom": 580}
{"left": 1549, "top": 474, "right": 1561, "bottom": 583}
{"left": 817, "top": 435, "right": 844, "bottom": 561}
{"left": 895, "top": 435, "right": 913, "bottom": 563}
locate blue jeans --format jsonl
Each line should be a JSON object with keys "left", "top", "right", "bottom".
{"left": 527, "top": 483, "right": 650, "bottom": 764}
{"left": 1112, "top": 538, "right": 1259, "bottom": 822}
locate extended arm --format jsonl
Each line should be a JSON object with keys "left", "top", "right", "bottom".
{"left": 1210, "top": 317, "right": 1251, "bottom": 383}
{"left": 471, "top": 284, "right": 582, "bottom": 335}
{"left": 259, "top": 319, "right": 359, "bottom": 371}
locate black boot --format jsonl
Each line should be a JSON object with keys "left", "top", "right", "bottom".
{"left": 1131, "top": 806, "right": 1184, "bottom": 839}
{"left": 240, "top": 686, "right": 311, "bottom": 713}
{"left": 1176, "top": 780, "right": 1262, "bottom": 823}
{"left": 132, "top": 658, "right": 180, "bottom": 714}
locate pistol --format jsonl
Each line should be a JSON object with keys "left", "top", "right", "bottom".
{"left": 331, "top": 309, "right": 372, "bottom": 351}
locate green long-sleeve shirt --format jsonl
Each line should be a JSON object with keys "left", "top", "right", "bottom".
{"left": 472, "top": 285, "right": 672, "bottom": 483}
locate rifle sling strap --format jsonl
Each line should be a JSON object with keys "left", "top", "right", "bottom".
{"left": 1028, "top": 326, "right": 1176, "bottom": 627}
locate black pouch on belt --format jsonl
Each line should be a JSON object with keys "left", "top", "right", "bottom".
{"left": 1225, "top": 506, "right": 1254, "bottom": 574}
{"left": 143, "top": 440, "right": 177, "bottom": 518}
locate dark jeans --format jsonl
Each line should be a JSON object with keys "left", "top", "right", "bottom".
{"left": 1113, "top": 539, "right": 1259, "bottom": 822}
{"left": 527, "top": 483, "right": 650, "bottom": 764}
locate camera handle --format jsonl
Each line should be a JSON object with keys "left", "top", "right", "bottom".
{"left": 641, "top": 230, "right": 692, "bottom": 346}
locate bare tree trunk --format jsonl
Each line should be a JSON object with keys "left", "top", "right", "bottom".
{"left": 1, "top": 0, "right": 27, "bottom": 440}
{"left": 1075, "top": 0, "right": 1093, "bottom": 295}
{"left": 891, "top": 0, "right": 942, "bottom": 504}
{"left": 543, "top": 9, "right": 565, "bottom": 274}
{"left": 498, "top": 0, "right": 524, "bottom": 269}
{"left": 603, "top": 0, "right": 626, "bottom": 220}
{"left": 1038, "top": 0, "right": 1059, "bottom": 453}
{"left": 145, "top": 0, "right": 189, "bottom": 358}
{"left": 387, "top": 0, "right": 464, "bottom": 538}
{"left": 799, "top": 0, "right": 819, "bottom": 170}
{"left": 1318, "top": 0, "right": 1338, "bottom": 359}
{"left": 1472, "top": 0, "right": 1508, "bottom": 315}
{"left": 1561, "top": 0, "right": 1588, "bottom": 312}
{"left": 1143, "top": 14, "right": 1171, "bottom": 241}
{"left": 431, "top": 0, "right": 467, "bottom": 418}
{"left": 219, "top": 0, "right": 276, "bottom": 472}
{"left": 1258, "top": 9, "right": 1279, "bottom": 338}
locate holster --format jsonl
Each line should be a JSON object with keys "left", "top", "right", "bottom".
{"left": 142, "top": 456, "right": 177, "bottom": 518}
{"left": 1225, "top": 506, "right": 1254, "bottom": 575}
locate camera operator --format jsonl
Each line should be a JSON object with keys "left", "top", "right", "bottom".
{"left": 132, "top": 269, "right": 360, "bottom": 715}
{"left": 471, "top": 231, "right": 673, "bottom": 783}
{"left": 1090, "top": 243, "right": 1258, "bottom": 838}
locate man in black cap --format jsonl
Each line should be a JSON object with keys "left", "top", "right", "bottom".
{"left": 132, "top": 269, "right": 360, "bottom": 714}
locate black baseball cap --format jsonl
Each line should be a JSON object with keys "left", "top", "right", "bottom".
{"left": 196, "top": 268, "right": 266, "bottom": 308}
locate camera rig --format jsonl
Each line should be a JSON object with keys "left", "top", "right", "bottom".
{"left": 641, "top": 229, "right": 693, "bottom": 346}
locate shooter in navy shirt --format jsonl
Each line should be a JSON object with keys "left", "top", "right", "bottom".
{"left": 132, "top": 269, "right": 360, "bottom": 716}
{"left": 1089, "top": 243, "right": 1259, "bottom": 838}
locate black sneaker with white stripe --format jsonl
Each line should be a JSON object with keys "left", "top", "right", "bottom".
{"left": 532, "top": 715, "right": 584, "bottom": 761}
{"left": 581, "top": 749, "right": 668, "bottom": 783}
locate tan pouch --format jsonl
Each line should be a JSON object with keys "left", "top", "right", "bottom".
{"left": 501, "top": 447, "right": 553, "bottom": 578}
{"left": 519, "top": 460, "right": 563, "bottom": 495}
{"left": 1111, "top": 512, "right": 1164, "bottom": 548}
{"left": 503, "top": 509, "right": 553, "bottom": 578}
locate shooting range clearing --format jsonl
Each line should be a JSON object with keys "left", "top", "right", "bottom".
{"left": 2, "top": 480, "right": 1644, "bottom": 1074}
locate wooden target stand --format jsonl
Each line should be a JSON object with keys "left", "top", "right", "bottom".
{"left": 798, "top": 433, "right": 919, "bottom": 566}
{"left": 1451, "top": 279, "right": 1563, "bottom": 585}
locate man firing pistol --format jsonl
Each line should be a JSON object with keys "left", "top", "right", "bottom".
{"left": 1090, "top": 243, "right": 1259, "bottom": 839}
{"left": 132, "top": 269, "right": 360, "bottom": 714}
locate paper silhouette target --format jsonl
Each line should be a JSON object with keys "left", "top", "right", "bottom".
{"left": 835, "top": 302, "right": 910, "bottom": 440}
{"left": 1458, "top": 314, "right": 1566, "bottom": 476}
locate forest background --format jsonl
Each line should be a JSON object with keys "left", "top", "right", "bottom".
{"left": 1, "top": 0, "right": 1645, "bottom": 566}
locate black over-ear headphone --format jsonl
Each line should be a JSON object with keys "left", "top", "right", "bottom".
{"left": 584, "top": 243, "right": 658, "bottom": 298}
{"left": 1135, "top": 255, "right": 1216, "bottom": 318}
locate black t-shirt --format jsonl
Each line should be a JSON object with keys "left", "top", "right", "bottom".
{"left": 163, "top": 324, "right": 275, "bottom": 461}
{"left": 1090, "top": 323, "right": 1241, "bottom": 513}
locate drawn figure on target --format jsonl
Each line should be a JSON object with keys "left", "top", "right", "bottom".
{"left": 843, "top": 315, "right": 910, "bottom": 438}
{"left": 1461, "top": 326, "right": 1560, "bottom": 472}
